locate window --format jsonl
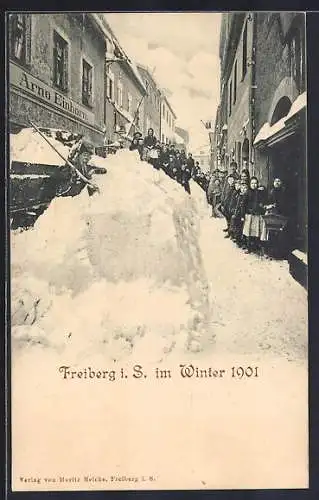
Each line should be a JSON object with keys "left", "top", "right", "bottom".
{"left": 82, "top": 59, "right": 93, "bottom": 107}
{"left": 53, "top": 30, "right": 69, "bottom": 91}
{"left": 162, "top": 134, "right": 164, "bottom": 142}
{"left": 10, "top": 14, "right": 31, "bottom": 65}
{"left": 233, "top": 60, "right": 237, "bottom": 104}
{"left": 242, "top": 21, "right": 248, "bottom": 80}
{"left": 128, "top": 93, "right": 133, "bottom": 114}
{"left": 106, "top": 70, "right": 114, "bottom": 101}
{"left": 162, "top": 104, "right": 165, "bottom": 116}
{"left": 117, "top": 81, "right": 123, "bottom": 107}
{"left": 289, "top": 27, "right": 306, "bottom": 93}
{"left": 229, "top": 80, "right": 232, "bottom": 116}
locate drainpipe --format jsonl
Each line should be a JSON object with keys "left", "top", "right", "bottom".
{"left": 249, "top": 12, "right": 257, "bottom": 176}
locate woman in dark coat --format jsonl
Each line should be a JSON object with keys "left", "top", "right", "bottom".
{"left": 263, "top": 177, "right": 289, "bottom": 257}
{"left": 267, "top": 178, "right": 287, "bottom": 215}
{"left": 228, "top": 179, "right": 241, "bottom": 238}
{"left": 231, "top": 181, "right": 249, "bottom": 246}
{"left": 143, "top": 128, "right": 157, "bottom": 148}
{"left": 242, "top": 176, "right": 267, "bottom": 253}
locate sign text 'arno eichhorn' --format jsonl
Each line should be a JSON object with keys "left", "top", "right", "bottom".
{"left": 9, "top": 62, "right": 95, "bottom": 126}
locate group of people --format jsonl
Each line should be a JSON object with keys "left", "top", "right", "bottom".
{"left": 207, "top": 161, "right": 289, "bottom": 257}
{"left": 129, "top": 128, "right": 200, "bottom": 194}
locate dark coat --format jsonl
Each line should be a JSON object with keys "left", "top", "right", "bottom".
{"left": 268, "top": 187, "right": 287, "bottom": 215}
{"left": 144, "top": 135, "right": 157, "bottom": 148}
{"left": 229, "top": 189, "right": 241, "bottom": 216}
{"left": 234, "top": 192, "right": 249, "bottom": 219}
{"left": 246, "top": 188, "right": 266, "bottom": 215}
{"left": 129, "top": 139, "right": 139, "bottom": 151}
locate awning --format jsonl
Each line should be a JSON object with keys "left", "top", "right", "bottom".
{"left": 253, "top": 118, "right": 286, "bottom": 145}
{"left": 285, "top": 91, "right": 306, "bottom": 121}
{"left": 254, "top": 92, "right": 306, "bottom": 148}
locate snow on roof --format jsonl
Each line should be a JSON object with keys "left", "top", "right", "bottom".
{"left": 254, "top": 92, "right": 306, "bottom": 146}
{"left": 253, "top": 117, "right": 286, "bottom": 145}
{"left": 285, "top": 91, "right": 307, "bottom": 121}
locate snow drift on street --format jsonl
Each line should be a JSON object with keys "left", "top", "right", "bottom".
{"left": 11, "top": 149, "right": 213, "bottom": 362}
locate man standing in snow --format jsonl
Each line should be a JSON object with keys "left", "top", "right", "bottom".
{"left": 187, "top": 153, "right": 195, "bottom": 177}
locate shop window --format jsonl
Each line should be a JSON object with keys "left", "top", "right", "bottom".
{"left": 10, "top": 14, "right": 31, "bottom": 66}
{"left": 242, "top": 21, "right": 248, "bottom": 80}
{"left": 288, "top": 27, "right": 306, "bottom": 94}
{"left": 82, "top": 59, "right": 93, "bottom": 107}
{"left": 53, "top": 30, "right": 69, "bottom": 91}
{"left": 233, "top": 60, "right": 237, "bottom": 104}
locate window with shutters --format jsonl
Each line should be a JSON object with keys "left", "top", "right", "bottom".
{"left": 9, "top": 13, "right": 31, "bottom": 66}
{"left": 82, "top": 59, "right": 93, "bottom": 107}
{"left": 128, "top": 93, "right": 133, "bottom": 114}
{"left": 233, "top": 60, "right": 237, "bottom": 104}
{"left": 106, "top": 69, "right": 114, "bottom": 101}
{"left": 53, "top": 30, "right": 69, "bottom": 91}
{"left": 229, "top": 80, "right": 232, "bottom": 116}
{"left": 242, "top": 21, "right": 248, "bottom": 80}
{"left": 117, "top": 81, "right": 123, "bottom": 107}
{"left": 288, "top": 26, "right": 306, "bottom": 94}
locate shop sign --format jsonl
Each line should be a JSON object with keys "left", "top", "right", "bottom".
{"left": 10, "top": 62, "right": 95, "bottom": 126}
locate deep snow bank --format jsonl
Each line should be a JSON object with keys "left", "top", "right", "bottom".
{"left": 10, "top": 128, "right": 70, "bottom": 166}
{"left": 11, "top": 150, "right": 213, "bottom": 361}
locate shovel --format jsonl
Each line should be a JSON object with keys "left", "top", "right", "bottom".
{"left": 28, "top": 120, "right": 100, "bottom": 193}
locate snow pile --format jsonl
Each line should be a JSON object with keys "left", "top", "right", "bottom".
{"left": 11, "top": 150, "right": 213, "bottom": 361}
{"left": 10, "top": 128, "right": 69, "bottom": 166}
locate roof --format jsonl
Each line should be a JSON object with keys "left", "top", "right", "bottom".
{"left": 102, "top": 16, "right": 146, "bottom": 93}
{"left": 254, "top": 91, "right": 306, "bottom": 146}
{"left": 161, "top": 93, "right": 177, "bottom": 119}
{"left": 136, "top": 64, "right": 160, "bottom": 90}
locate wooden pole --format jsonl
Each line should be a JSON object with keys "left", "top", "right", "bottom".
{"left": 28, "top": 120, "right": 99, "bottom": 191}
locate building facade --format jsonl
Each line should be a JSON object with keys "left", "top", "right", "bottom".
{"left": 136, "top": 64, "right": 161, "bottom": 139}
{"left": 193, "top": 149, "right": 211, "bottom": 173}
{"left": 216, "top": 13, "right": 254, "bottom": 172}
{"left": 174, "top": 126, "right": 189, "bottom": 151}
{"left": 9, "top": 13, "right": 110, "bottom": 147}
{"left": 102, "top": 18, "right": 146, "bottom": 147}
{"left": 214, "top": 12, "right": 307, "bottom": 281}
{"left": 253, "top": 12, "right": 306, "bottom": 273}
{"left": 160, "top": 95, "right": 176, "bottom": 144}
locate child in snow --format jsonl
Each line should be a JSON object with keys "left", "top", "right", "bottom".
{"left": 228, "top": 179, "right": 241, "bottom": 239}
{"left": 231, "top": 181, "right": 249, "bottom": 247}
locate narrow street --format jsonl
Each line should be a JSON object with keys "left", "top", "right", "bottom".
{"left": 11, "top": 150, "right": 307, "bottom": 366}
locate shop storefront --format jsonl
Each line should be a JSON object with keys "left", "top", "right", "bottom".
{"left": 254, "top": 91, "right": 307, "bottom": 286}
{"left": 9, "top": 61, "right": 105, "bottom": 147}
